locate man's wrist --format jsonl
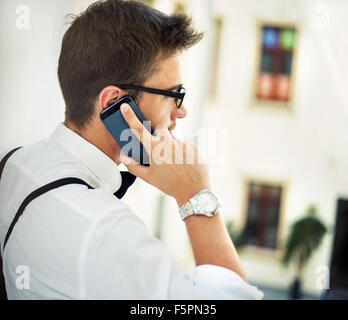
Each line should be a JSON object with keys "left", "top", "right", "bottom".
{"left": 175, "top": 186, "right": 211, "bottom": 208}
{"left": 176, "top": 196, "right": 191, "bottom": 208}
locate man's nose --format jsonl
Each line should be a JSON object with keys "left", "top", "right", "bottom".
{"left": 171, "top": 104, "right": 187, "bottom": 120}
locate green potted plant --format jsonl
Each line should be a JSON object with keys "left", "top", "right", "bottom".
{"left": 282, "top": 204, "right": 327, "bottom": 299}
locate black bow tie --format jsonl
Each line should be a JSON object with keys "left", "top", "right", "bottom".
{"left": 113, "top": 171, "right": 137, "bottom": 199}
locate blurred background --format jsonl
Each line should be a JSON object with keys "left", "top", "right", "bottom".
{"left": 1, "top": 0, "right": 348, "bottom": 299}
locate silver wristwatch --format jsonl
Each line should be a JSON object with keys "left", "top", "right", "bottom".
{"left": 179, "top": 189, "right": 220, "bottom": 221}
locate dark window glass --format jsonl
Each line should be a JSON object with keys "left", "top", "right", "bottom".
{"left": 242, "top": 183, "right": 282, "bottom": 249}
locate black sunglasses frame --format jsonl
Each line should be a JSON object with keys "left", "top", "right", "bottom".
{"left": 117, "top": 84, "right": 186, "bottom": 108}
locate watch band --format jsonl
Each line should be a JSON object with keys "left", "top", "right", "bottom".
{"left": 179, "top": 200, "right": 194, "bottom": 220}
{"left": 179, "top": 189, "right": 219, "bottom": 221}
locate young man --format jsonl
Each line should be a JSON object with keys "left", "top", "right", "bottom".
{"left": 0, "top": 0, "right": 263, "bottom": 299}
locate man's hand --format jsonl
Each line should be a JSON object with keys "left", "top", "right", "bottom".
{"left": 118, "top": 103, "right": 210, "bottom": 207}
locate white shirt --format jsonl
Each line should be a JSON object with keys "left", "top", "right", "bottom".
{"left": 0, "top": 123, "right": 264, "bottom": 300}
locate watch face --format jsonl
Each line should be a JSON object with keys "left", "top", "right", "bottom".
{"left": 197, "top": 191, "right": 218, "bottom": 215}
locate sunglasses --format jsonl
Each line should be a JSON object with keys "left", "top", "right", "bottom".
{"left": 117, "top": 84, "right": 186, "bottom": 109}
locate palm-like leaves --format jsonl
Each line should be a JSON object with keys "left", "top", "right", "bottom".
{"left": 282, "top": 205, "right": 327, "bottom": 274}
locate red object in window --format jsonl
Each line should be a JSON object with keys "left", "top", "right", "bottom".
{"left": 257, "top": 72, "right": 274, "bottom": 99}
{"left": 274, "top": 74, "right": 290, "bottom": 101}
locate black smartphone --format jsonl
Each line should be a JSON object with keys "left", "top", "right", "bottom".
{"left": 100, "top": 96, "right": 154, "bottom": 166}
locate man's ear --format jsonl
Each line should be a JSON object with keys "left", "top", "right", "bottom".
{"left": 98, "top": 86, "right": 125, "bottom": 111}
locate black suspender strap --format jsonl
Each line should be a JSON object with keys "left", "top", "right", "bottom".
{"left": 0, "top": 147, "right": 23, "bottom": 180}
{"left": 0, "top": 147, "right": 24, "bottom": 300}
{"left": 3, "top": 177, "right": 94, "bottom": 250}
{"left": 0, "top": 147, "right": 95, "bottom": 300}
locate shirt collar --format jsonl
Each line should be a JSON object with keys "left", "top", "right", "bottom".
{"left": 50, "top": 122, "right": 122, "bottom": 194}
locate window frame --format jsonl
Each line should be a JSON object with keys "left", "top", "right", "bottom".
{"left": 209, "top": 14, "right": 224, "bottom": 101}
{"left": 250, "top": 20, "right": 301, "bottom": 112}
{"left": 237, "top": 176, "right": 289, "bottom": 259}
{"left": 173, "top": 1, "right": 187, "bottom": 14}
{"left": 140, "top": 0, "right": 157, "bottom": 7}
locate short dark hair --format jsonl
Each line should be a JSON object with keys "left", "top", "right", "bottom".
{"left": 58, "top": 0, "right": 203, "bottom": 131}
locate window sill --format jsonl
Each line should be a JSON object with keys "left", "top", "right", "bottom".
{"left": 249, "top": 98, "right": 294, "bottom": 112}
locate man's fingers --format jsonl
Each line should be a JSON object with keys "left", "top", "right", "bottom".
{"left": 119, "top": 151, "right": 138, "bottom": 165}
{"left": 119, "top": 151, "right": 149, "bottom": 180}
{"left": 154, "top": 124, "right": 172, "bottom": 140}
{"left": 121, "top": 103, "right": 152, "bottom": 153}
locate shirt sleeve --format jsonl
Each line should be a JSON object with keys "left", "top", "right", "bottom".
{"left": 81, "top": 206, "right": 264, "bottom": 300}
{"left": 192, "top": 264, "right": 264, "bottom": 300}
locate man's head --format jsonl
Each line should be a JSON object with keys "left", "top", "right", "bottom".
{"left": 58, "top": 0, "right": 203, "bottom": 133}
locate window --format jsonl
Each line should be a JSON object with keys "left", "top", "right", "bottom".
{"left": 241, "top": 182, "right": 283, "bottom": 249}
{"left": 210, "top": 16, "right": 223, "bottom": 100}
{"left": 254, "top": 23, "right": 298, "bottom": 106}
{"left": 139, "top": 0, "right": 156, "bottom": 7}
{"left": 173, "top": 1, "right": 186, "bottom": 14}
